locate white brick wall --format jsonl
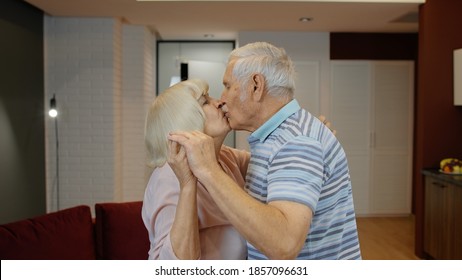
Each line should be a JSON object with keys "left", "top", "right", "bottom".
{"left": 121, "top": 25, "right": 155, "bottom": 201}
{"left": 44, "top": 17, "right": 155, "bottom": 214}
{"left": 113, "top": 18, "right": 123, "bottom": 203}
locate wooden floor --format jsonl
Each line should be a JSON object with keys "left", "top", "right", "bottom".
{"left": 356, "top": 215, "right": 420, "bottom": 260}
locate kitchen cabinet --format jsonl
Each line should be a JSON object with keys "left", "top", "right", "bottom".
{"left": 330, "top": 61, "right": 414, "bottom": 215}
{"left": 453, "top": 183, "right": 462, "bottom": 259}
{"left": 423, "top": 170, "right": 462, "bottom": 259}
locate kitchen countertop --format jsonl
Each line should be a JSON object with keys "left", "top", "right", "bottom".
{"left": 422, "top": 168, "right": 462, "bottom": 187}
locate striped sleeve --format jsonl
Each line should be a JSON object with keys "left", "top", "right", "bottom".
{"left": 267, "top": 136, "right": 323, "bottom": 211}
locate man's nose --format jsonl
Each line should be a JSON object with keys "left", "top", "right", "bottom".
{"left": 212, "top": 99, "right": 225, "bottom": 109}
{"left": 219, "top": 103, "right": 228, "bottom": 113}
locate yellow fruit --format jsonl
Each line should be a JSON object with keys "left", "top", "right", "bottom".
{"left": 454, "top": 166, "right": 461, "bottom": 173}
{"left": 440, "top": 158, "right": 462, "bottom": 173}
{"left": 440, "top": 158, "right": 454, "bottom": 169}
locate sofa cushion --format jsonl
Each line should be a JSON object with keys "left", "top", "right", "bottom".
{"left": 0, "top": 205, "right": 96, "bottom": 260}
{"left": 95, "top": 201, "right": 149, "bottom": 260}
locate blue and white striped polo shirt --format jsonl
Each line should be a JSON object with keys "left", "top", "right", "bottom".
{"left": 245, "top": 99, "right": 361, "bottom": 260}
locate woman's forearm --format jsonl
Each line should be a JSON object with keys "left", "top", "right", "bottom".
{"left": 169, "top": 181, "right": 201, "bottom": 259}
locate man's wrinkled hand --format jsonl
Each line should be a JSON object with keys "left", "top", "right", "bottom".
{"left": 168, "top": 131, "right": 221, "bottom": 179}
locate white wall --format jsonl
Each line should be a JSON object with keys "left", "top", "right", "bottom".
{"left": 121, "top": 25, "right": 155, "bottom": 202}
{"left": 43, "top": 21, "right": 331, "bottom": 213}
{"left": 45, "top": 17, "right": 155, "bottom": 214}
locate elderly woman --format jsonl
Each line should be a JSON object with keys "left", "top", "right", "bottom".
{"left": 142, "top": 79, "right": 249, "bottom": 260}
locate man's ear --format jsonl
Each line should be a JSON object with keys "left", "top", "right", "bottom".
{"left": 251, "top": 73, "right": 265, "bottom": 102}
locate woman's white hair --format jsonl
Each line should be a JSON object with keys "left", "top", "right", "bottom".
{"left": 229, "top": 41, "right": 296, "bottom": 99}
{"left": 144, "top": 79, "right": 209, "bottom": 168}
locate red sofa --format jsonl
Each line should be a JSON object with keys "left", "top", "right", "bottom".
{"left": 0, "top": 201, "right": 150, "bottom": 260}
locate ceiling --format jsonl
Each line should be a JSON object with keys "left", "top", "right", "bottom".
{"left": 25, "top": 0, "right": 424, "bottom": 40}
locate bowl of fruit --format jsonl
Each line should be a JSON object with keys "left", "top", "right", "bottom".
{"left": 440, "top": 158, "right": 462, "bottom": 175}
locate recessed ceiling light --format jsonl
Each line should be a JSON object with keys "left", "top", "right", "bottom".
{"left": 299, "top": 17, "right": 313, "bottom": 22}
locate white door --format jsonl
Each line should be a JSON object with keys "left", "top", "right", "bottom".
{"left": 294, "top": 61, "right": 320, "bottom": 116}
{"left": 330, "top": 61, "right": 372, "bottom": 215}
{"left": 330, "top": 60, "right": 414, "bottom": 216}
{"left": 370, "top": 61, "right": 414, "bottom": 214}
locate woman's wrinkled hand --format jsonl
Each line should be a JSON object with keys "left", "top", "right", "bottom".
{"left": 318, "top": 115, "right": 337, "bottom": 136}
{"left": 167, "top": 140, "right": 197, "bottom": 188}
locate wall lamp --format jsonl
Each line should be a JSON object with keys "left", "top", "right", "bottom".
{"left": 49, "top": 94, "right": 60, "bottom": 210}
{"left": 49, "top": 95, "right": 58, "bottom": 117}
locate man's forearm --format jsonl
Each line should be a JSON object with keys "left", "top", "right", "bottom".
{"left": 197, "top": 167, "right": 310, "bottom": 259}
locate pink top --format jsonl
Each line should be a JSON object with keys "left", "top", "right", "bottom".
{"left": 142, "top": 146, "right": 250, "bottom": 260}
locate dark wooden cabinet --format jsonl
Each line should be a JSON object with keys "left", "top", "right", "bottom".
{"left": 423, "top": 173, "right": 462, "bottom": 259}
{"left": 452, "top": 185, "right": 462, "bottom": 259}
